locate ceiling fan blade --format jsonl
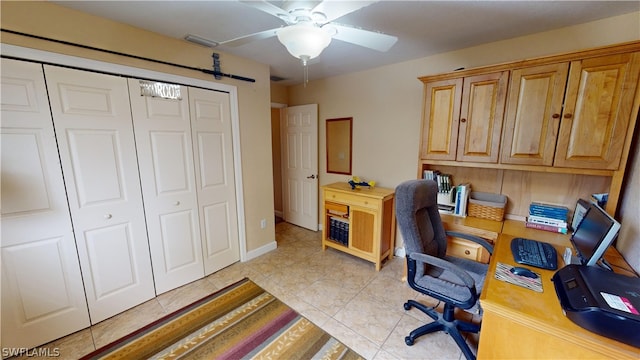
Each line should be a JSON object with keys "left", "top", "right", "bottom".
{"left": 328, "top": 23, "right": 397, "bottom": 52}
{"left": 312, "top": 1, "right": 377, "bottom": 23}
{"left": 239, "top": 0, "right": 293, "bottom": 23}
{"left": 218, "top": 28, "right": 279, "bottom": 47}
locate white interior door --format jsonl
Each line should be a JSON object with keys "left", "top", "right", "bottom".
{"left": 1, "top": 59, "right": 90, "bottom": 348}
{"left": 281, "top": 104, "right": 318, "bottom": 230}
{"left": 189, "top": 87, "right": 240, "bottom": 275}
{"left": 128, "top": 79, "right": 204, "bottom": 294}
{"left": 45, "top": 65, "right": 155, "bottom": 324}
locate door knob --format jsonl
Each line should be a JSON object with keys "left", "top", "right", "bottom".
{"left": 307, "top": 174, "right": 317, "bottom": 179}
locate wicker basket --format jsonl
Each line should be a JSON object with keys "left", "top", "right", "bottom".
{"left": 467, "top": 192, "right": 507, "bottom": 221}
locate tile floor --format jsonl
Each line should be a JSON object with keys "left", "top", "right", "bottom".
{"left": 18, "top": 222, "right": 480, "bottom": 360}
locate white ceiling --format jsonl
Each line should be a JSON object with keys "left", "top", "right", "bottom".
{"left": 53, "top": 1, "right": 640, "bottom": 86}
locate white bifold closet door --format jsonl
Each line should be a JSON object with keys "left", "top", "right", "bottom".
{"left": 128, "top": 79, "right": 204, "bottom": 294}
{"left": 44, "top": 65, "right": 155, "bottom": 324}
{"left": 1, "top": 59, "right": 90, "bottom": 349}
{"left": 189, "top": 87, "right": 240, "bottom": 275}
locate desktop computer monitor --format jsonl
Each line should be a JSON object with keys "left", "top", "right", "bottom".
{"left": 570, "top": 202, "right": 621, "bottom": 267}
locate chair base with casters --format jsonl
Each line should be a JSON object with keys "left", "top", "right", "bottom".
{"left": 403, "top": 299, "right": 480, "bottom": 360}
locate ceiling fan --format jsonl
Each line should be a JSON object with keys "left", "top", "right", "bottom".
{"left": 219, "top": 1, "right": 398, "bottom": 71}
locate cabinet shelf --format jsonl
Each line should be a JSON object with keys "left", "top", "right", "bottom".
{"left": 418, "top": 159, "right": 615, "bottom": 177}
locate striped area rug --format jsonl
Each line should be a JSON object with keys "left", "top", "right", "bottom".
{"left": 81, "top": 278, "right": 363, "bottom": 360}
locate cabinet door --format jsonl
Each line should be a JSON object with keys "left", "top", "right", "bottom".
{"left": 350, "top": 208, "right": 375, "bottom": 255}
{"left": 501, "top": 63, "right": 569, "bottom": 165}
{"left": 421, "top": 78, "right": 462, "bottom": 160}
{"left": 457, "top": 72, "right": 509, "bottom": 163}
{"left": 128, "top": 79, "right": 204, "bottom": 295}
{"left": 45, "top": 65, "right": 155, "bottom": 324}
{"left": 189, "top": 87, "right": 240, "bottom": 276}
{"left": 1, "top": 59, "right": 90, "bottom": 349}
{"left": 555, "top": 52, "right": 640, "bottom": 169}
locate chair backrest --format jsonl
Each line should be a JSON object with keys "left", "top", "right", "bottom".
{"left": 395, "top": 179, "right": 448, "bottom": 276}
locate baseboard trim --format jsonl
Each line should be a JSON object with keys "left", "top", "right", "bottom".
{"left": 244, "top": 240, "right": 277, "bottom": 262}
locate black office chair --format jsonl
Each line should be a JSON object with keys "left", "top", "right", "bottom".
{"left": 395, "top": 179, "right": 494, "bottom": 360}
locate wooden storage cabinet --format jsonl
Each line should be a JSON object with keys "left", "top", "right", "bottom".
{"left": 421, "top": 71, "right": 508, "bottom": 163}
{"left": 500, "top": 63, "right": 569, "bottom": 166}
{"left": 502, "top": 53, "right": 640, "bottom": 170}
{"left": 418, "top": 42, "right": 640, "bottom": 216}
{"left": 555, "top": 52, "right": 640, "bottom": 170}
{"left": 321, "top": 182, "right": 396, "bottom": 270}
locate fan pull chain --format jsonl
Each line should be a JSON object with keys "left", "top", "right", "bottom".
{"left": 303, "top": 63, "right": 309, "bottom": 87}
{"left": 301, "top": 55, "right": 310, "bottom": 87}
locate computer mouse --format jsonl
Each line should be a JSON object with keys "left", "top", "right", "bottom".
{"left": 510, "top": 266, "right": 539, "bottom": 279}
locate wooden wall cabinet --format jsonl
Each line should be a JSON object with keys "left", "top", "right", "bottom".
{"left": 418, "top": 42, "right": 640, "bottom": 217}
{"left": 502, "top": 53, "right": 640, "bottom": 170}
{"left": 321, "top": 182, "right": 395, "bottom": 270}
{"left": 421, "top": 72, "right": 508, "bottom": 163}
{"left": 500, "top": 63, "right": 569, "bottom": 166}
{"left": 555, "top": 52, "right": 640, "bottom": 170}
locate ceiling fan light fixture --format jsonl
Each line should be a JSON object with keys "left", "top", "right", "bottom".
{"left": 276, "top": 23, "right": 332, "bottom": 61}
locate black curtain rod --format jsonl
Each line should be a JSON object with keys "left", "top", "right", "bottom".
{"left": 1, "top": 28, "right": 256, "bottom": 83}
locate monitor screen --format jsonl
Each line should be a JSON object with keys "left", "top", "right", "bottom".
{"left": 570, "top": 202, "right": 620, "bottom": 267}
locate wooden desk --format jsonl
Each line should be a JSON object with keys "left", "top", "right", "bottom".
{"left": 478, "top": 220, "right": 639, "bottom": 359}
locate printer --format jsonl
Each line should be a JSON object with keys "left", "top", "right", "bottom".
{"left": 552, "top": 264, "right": 640, "bottom": 348}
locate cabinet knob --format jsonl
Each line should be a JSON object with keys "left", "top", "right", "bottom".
{"left": 174, "top": 201, "right": 180, "bottom": 206}
{"left": 552, "top": 114, "right": 560, "bottom": 119}
{"left": 104, "top": 214, "right": 112, "bottom": 220}
{"left": 460, "top": 118, "right": 467, "bottom": 123}
{"left": 564, "top": 113, "right": 573, "bottom": 119}
{"left": 464, "top": 250, "right": 471, "bottom": 255}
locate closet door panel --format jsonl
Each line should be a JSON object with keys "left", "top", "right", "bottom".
{"left": 128, "top": 79, "right": 203, "bottom": 295}
{"left": 189, "top": 88, "right": 239, "bottom": 275}
{"left": 44, "top": 65, "right": 155, "bottom": 324}
{"left": 1, "top": 59, "right": 89, "bottom": 349}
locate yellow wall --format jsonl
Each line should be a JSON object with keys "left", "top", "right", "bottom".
{"left": 270, "top": 83, "right": 289, "bottom": 105}
{"left": 286, "top": 11, "right": 640, "bottom": 269}
{"left": 1, "top": 1, "right": 276, "bottom": 253}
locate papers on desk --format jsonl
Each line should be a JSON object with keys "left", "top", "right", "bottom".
{"left": 495, "top": 262, "right": 543, "bottom": 292}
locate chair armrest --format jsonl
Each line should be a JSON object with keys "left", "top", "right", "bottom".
{"left": 445, "top": 230, "right": 494, "bottom": 255}
{"left": 409, "top": 252, "right": 475, "bottom": 289}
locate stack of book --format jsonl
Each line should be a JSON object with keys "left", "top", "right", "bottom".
{"left": 329, "top": 217, "right": 349, "bottom": 246}
{"left": 526, "top": 202, "right": 569, "bottom": 234}
{"left": 423, "top": 170, "right": 453, "bottom": 193}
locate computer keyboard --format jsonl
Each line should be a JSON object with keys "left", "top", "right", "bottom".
{"left": 511, "top": 237, "right": 558, "bottom": 270}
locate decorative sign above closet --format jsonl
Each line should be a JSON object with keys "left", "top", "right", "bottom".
{"left": 139, "top": 80, "right": 182, "bottom": 100}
